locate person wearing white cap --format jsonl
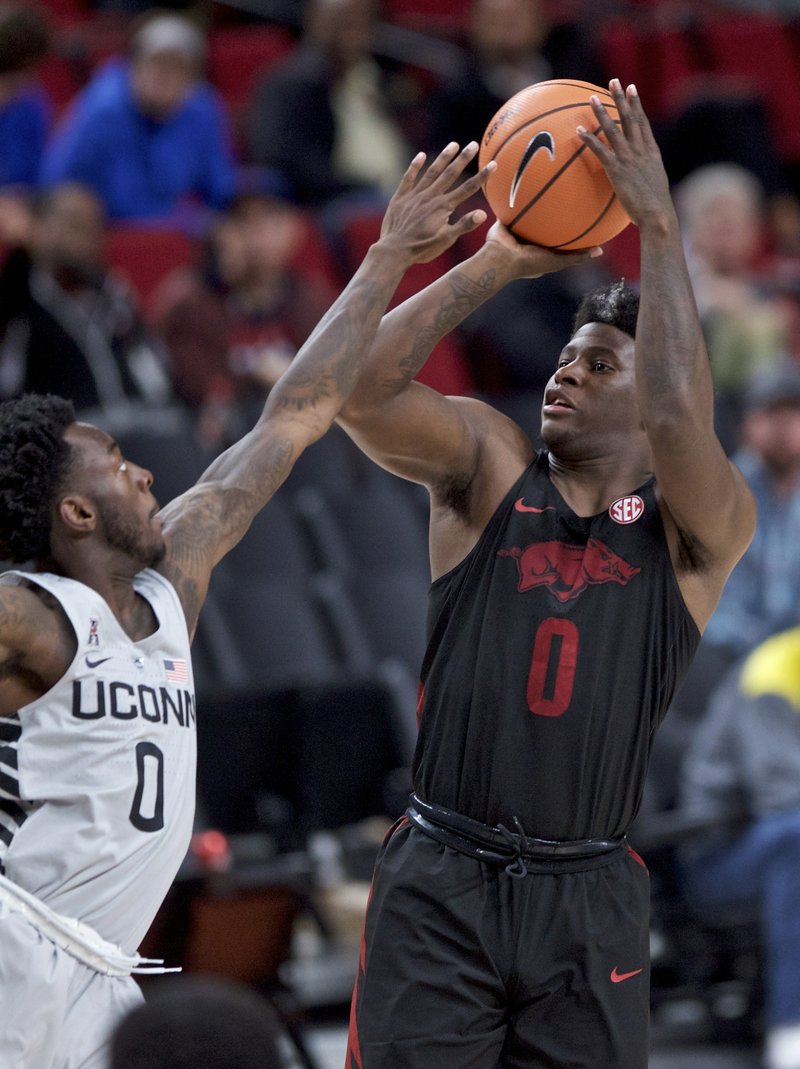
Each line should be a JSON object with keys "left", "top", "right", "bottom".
{"left": 39, "top": 12, "right": 236, "bottom": 225}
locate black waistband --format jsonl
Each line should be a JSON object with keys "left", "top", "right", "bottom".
{"left": 407, "top": 793, "right": 626, "bottom": 877}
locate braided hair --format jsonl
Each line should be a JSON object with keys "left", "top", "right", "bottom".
{"left": 0, "top": 394, "right": 75, "bottom": 564}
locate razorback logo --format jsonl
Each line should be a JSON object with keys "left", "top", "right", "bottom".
{"left": 498, "top": 537, "right": 641, "bottom": 603}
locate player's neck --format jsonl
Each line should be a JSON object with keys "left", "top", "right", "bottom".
{"left": 52, "top": 552, "right": 159, "bottom": 641}
{"left": 546, "top": 452, "right": 652, "bottom": 518}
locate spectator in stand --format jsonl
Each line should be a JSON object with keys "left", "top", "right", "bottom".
{"left": 675, "top": 163, "right": 791, "bottom": 450}
{"left": 679, "top": 626, "right": 800, "bottom": 1069}
{"left": 426, "top": 0, "right": 608, "bottom": 161}
{"left": 0, "top": 3, "right": 51, "bottom": 188}
{"left": 110, "top": 976, "right": 285, "bottom": 1069}
{"left": 245, "top": 0, "right": 411, "bottom": 225}
{"left": 0, "top": 182, "right": 174, "bottom": 424}
{"left": 154, "top": 187, "right": 338, "bottom": 448}
{"left": 39, "top": 12, "right": 236, "bottom": 226}
{"left": 649, "top": 362, "right": 800, "bottom": 810}
{"left": 703, "top": 363, "right": 800, "bottom": 659}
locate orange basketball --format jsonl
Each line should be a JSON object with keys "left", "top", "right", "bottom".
{"left": 479, "top": 79, "right": 631, "bottom": 250}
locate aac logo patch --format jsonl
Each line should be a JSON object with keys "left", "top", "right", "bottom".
{"left": 609, "top": 495, "right": 644, "bottom": 525}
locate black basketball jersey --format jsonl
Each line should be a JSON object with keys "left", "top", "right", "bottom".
{"left": 414, "top": 450, "right": 700, "bottom": 841}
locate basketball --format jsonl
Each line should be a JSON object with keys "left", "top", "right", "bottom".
{"left": 479, "top": 79, "right": 632, "bottom": 250}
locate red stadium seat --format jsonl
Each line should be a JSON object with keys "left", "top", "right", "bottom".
{"left": 597, "top": 21, "right": 705, "bottom": 122}
{"left": 288, "top": 211, "right": 345, "bottom": 290}
{"left": 39, "top": 0, "right": 91, "bottom": 26}
{"left": 383, "top": 0, "right": 470, "bottom": 38}
{"left": 39, "top": 53, "right": 85, "bottom": 116}
{"left": 596, "top": 21, "right": 646, "bottom": 105}
{"left": 207, "top": 25, "right": 296, "bottom": 115}
{"left": 105, "top": 227, "right": 196, "bottom": 312}
{"left": 702, "top": 15, "right": 800, "bottom": 162}
{"left": 340, "top": 209, "right": 476, "bottom": 395}
{"left": 604, "top": 225, "right": 641, "bottom": 284}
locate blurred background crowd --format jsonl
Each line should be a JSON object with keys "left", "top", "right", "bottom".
{"left": 9, "top": 0, "right": 800, "bottom": 1064}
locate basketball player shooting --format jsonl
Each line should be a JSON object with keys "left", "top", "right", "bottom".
{"left": 338, "top": 81, "right": 756, "bottom": 1069}
{"left": 0, "top": 144, "right": 567, "bottom": 1069}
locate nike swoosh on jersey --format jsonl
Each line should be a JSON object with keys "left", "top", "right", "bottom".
{"left": 610, "top": 966, "right": 643, "bottom": 983}
{"left": 514, "top": 498, "right": 556, "bottom": 513}
{"left": 85, "top": 655, "right": 112, "bottom": 668}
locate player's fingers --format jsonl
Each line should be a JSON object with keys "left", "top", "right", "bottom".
{"left": 589, "top": 94, "right": 624, "bottom": 150}
{"left": 625, "top": 83, "right": 656, "bottom": 146}
{"left": 606, "top": 78, "right": 637, "bottom": 142}
{"left": 576, "top": 123, "right": 613, "bottom": 167}
{"left": 418, "top": 142, "right": 462, "bottom": 188}
{"left": 449, "top": 208, "right": 488, "bottom": 240}
{"left": 554, "top": 245, "right": 605, "bottom": 267}
{"left": 428, "top": 141, "right": 481, "bottom": 193}
{"left": 447, "top": 160, "right": 496, "bottom": 205}
{"left": 394, "top": 151, "right": 428, "bottom": 196}
{"left": 609, "top": 78, "right": 651, "bottom": 151}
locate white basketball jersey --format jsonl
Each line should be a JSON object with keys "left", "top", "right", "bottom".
{"left": 0, "top": 569, "right": 196, "bottom": 953}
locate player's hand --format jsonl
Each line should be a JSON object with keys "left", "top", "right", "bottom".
{"left": 578, "top": 79, "right": 673, "bottom": 232}
{"left": 378, "top": 142, "right": 494, "bottom": 264}
{"left": 484, "top": 220, "right": 603, "bottom": 278}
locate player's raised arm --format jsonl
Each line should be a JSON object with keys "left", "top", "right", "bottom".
{"left": 579, "top": 81, "right": 755, "bottom": 594}
{"left": 155, "top": 143, "right": 491, "bottom": 632}
{"left": 338, "top": 220, "right": 600, "bottom": 492}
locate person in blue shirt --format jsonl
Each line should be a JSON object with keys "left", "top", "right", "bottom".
{"left": 0, "top": 3, "right": 51, "bottom": 188}
{"left": 647, "top": 361, "right": 800, "bottom": 814}
{"left": 703, "top": 362, "right": 800, "bottom": 657}
{"left": 40, "top": 13, "right": 236, "bottom": 226}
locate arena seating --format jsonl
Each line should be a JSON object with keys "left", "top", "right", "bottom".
{"left": 207, "top": 24, "right": 296, "bottom": 118}
{"left": 339, "top": 210, "right": 476, "bottom": 395}
{"left": 105, "top": 227, "right": 197, "bottom": 312}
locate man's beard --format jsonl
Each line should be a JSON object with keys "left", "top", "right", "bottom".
{"left": 97, "top": 499, "right": 166, "bottom": 569}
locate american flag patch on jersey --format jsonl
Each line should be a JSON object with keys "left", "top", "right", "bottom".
{"left": 163, "top": 658, "right": 189, "bottom": 683}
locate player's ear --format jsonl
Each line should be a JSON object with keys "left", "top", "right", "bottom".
{"left": 57, "top": 494, "right": 96, "bottom": 535}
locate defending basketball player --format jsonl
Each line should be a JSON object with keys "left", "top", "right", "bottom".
{"left": 0, "top": 144, "right": 595, "bottom": 1069}
{"left": 338, "top": 81, "right": 756, "bottom": 1068}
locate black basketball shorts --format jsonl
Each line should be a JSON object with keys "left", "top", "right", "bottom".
{"left": 346, "top": 817, "right": 651, "bottom": 1069}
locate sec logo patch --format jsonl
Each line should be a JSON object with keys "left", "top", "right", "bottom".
{"left": 609, "top": 495, "right": 644, "bottom": 524}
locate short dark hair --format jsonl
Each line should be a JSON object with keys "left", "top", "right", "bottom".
{"left": 572, "top": 280, "right": 639, "bottom": 340}
{"left": 0, "top": 394, "right": 75, "bottom": 564}
{"left": 0, "top": 4, "right": 50, "bottom": 76}
{"left": 110, "top": 977, "right": 285, "bottom": 1069}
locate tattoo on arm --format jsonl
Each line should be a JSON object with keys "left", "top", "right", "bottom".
{"left": 163, "top": 436, "right": 297, "bottom": 628}
{"left": 162, "top": 503, "right": 221, "bottom": 632}
{"left": 166, "top": 567, "right": 202, "bottom": 636}
{"left": 0, "top": 591, "right": 27, "bottom": 637}
{"left": 383, "top": 268, "right": 498, "bottom": 391}
{"left": 273, "top": 281, "right": 384, "bottom": 413}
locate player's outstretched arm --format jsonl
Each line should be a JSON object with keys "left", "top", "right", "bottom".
{"left": 580, "top": 81, "right": 755, "bottom": 585}
{"left": 155, "top": 143, "right": 491, "bottom": 632}
{"left": 338, "top": 216, "right": 600, "bottom": 490}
